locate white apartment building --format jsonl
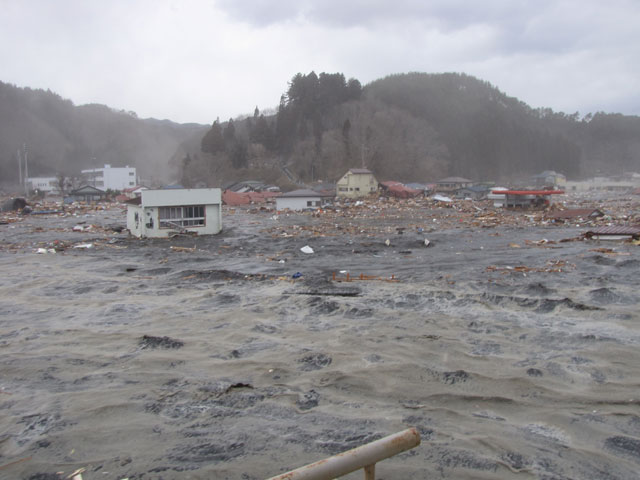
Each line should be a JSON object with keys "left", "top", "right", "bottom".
{"left": 27, "top": 176, "right": 59, "bottom": 194}
{"left": 81, "top": 164, "right": 137, "bottom": 191}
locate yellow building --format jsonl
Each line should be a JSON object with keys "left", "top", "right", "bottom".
{"left": 336, "top": 168, "right": 378, "bottom": 198}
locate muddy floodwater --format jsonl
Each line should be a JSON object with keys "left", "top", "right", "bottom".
{"left": 1, "top": 203, "right": 639, "bottom": 479}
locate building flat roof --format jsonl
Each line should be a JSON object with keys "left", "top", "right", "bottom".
{"left": 495, "top": 190, "right": 565, "bottom": 195}
{"left": 278, "top": 189, "right": 322, "bottom": 198}
{"left": 141, "top": 188, "right": 221, "bottom": 207}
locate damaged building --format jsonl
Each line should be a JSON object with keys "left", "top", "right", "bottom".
{"left": 275, "top": 189, "right": 332, "bottom": 211}
{"left": 126, "top": 188, "right": 222, "bottom": 238}
{"left": 336, "top": 168, "right": 378, "bottom": 199}
{"left": 495, "top": 189, "right": 565, "bottom": 209}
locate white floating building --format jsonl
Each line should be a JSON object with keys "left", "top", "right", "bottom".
{"left": 127, "top": 188, "right": 222, "bottom": 238}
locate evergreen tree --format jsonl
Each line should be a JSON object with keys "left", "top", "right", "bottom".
{"left": 251, "top": 114, "right": 274, "bottom": 150}
{"left": 318, "top": 72, "right": 347, "bottom": 111}
{"left": 346, "top": 78, "right": 363, "bottom": 100}
{"left": 223, "top": 118, "right": 236, "bottom": 147}
{"left": 275, "top": 95, "right": 295, "bottom": 154}
{"left": 201, "top": 119, "right": 225, "bottom": 153}
{"left": 230, "top": 140, "right": 248, "bottom": 169}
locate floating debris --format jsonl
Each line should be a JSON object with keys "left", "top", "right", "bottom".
{"left": 138, "top": 335, "right": 184, "bottom": 350}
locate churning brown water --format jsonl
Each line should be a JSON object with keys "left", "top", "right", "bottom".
{"left": 1, "top": 205, "right": 639, "bottom": 479}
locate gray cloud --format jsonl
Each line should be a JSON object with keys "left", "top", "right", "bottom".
{"left": 0, "top": 0, "right": 638, "bottom": 123}
{"left": 216, "top": 0, "right": 635, "bottom": 55}
{"left": 216, "top": 0, "right": 533, "bottom": 30}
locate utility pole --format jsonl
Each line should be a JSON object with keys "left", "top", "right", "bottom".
{"left": 17, "top": 149, "right": 22, "bottom": 186}
{"left": 360, "top": 122, "right": 368, "bottom": 169}
{"left": 23, "top": 144, "right": 29, "bottom": 196}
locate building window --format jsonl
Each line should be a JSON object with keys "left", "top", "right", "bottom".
{"left": 338, "top": 187, "right": 348, "bottom": 192}
{"left": 355, "top": 187, "right": 360, "bottom": 191}
{"left": 159, "top": 205, "right": 205, "bottom": 228}
{"left": 129, "top": 172, "right": 135, "bottom": 176}
{"left": 307, "top": 201, "right": 313, "bottom": 206}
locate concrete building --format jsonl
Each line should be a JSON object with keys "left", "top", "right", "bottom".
{"left": 276, "top": 189, "right": 326, "bottom": 211}
{"left": 127, "top": 188, "right": 222, "bottom": 238}
{"left": 435, "top": 177, "right": 473, "bottom": 194}
{"left": 27, "top": 176, "right": 59, "bottom": 194}
{"left": 488, "top": 187, "right": 508, "bottom": 207}
{"left": 81, "top": 164, "right": 137, "bottom": 191}
{"left": 336, "top": 168, "right": 378, "bottom": 199}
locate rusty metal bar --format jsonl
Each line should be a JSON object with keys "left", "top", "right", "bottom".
{"left": 265, "top": 428, "right": 420, "bottom": 480}
{"left": 363, "top": 464, "right": 375, "bottom": 480}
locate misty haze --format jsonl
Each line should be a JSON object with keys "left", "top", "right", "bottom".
{"left": 1, "top": 1, "right": 640, "bottom": 479}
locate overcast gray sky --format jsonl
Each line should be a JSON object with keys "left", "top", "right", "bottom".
{"left": 2, "top": 0, "right": 639, "bottom": 124}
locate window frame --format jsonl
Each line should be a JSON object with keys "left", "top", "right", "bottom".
{"left": 158, "top": 205, "right": 206, "bottom": 229}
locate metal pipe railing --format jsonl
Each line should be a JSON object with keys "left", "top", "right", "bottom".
{"left": 265, "top": 427, "right": 421, "bottom": 480}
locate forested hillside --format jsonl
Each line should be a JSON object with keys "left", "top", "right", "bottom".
{"left": 181, "top": 72, "right": 640, "bottom": 188}
{"left": 3, "top": 74, "right": 638, "bottom": 191}
{"left": 0, "top": 81, "right": 206, "bottom": 186}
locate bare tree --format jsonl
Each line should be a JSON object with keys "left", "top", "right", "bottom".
{"left": 56, "top": 172, "right": 72, "bottom": 197}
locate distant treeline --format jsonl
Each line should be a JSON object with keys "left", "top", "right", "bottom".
{"left": 0, "top": 81, "right": 206, "bottom": 186}
{"left": 2, "top": 74, "right": 638, "bottom": 191}
{"left": 185, "top": 71, "right": 640, "bottom": 187}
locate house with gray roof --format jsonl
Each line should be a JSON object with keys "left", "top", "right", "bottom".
{"left": 276, "top": 189, "right": 333, "bottom": 211}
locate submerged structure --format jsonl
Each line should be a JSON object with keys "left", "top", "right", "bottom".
{"left": 494, "top": 189, "right": 564, "bottom": 209}
{"left": 126, "top": 188, "right": 222, "bottom": 238}
{"left": 68, "top": 185, "right": 107, "bottom": 203}
{"left": 275, "top": 189, "right": 334, "bottom": 210}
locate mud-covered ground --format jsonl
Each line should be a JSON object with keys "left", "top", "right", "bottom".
{"left": 1, "top": 199, "right": 639, "bottom": 479}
